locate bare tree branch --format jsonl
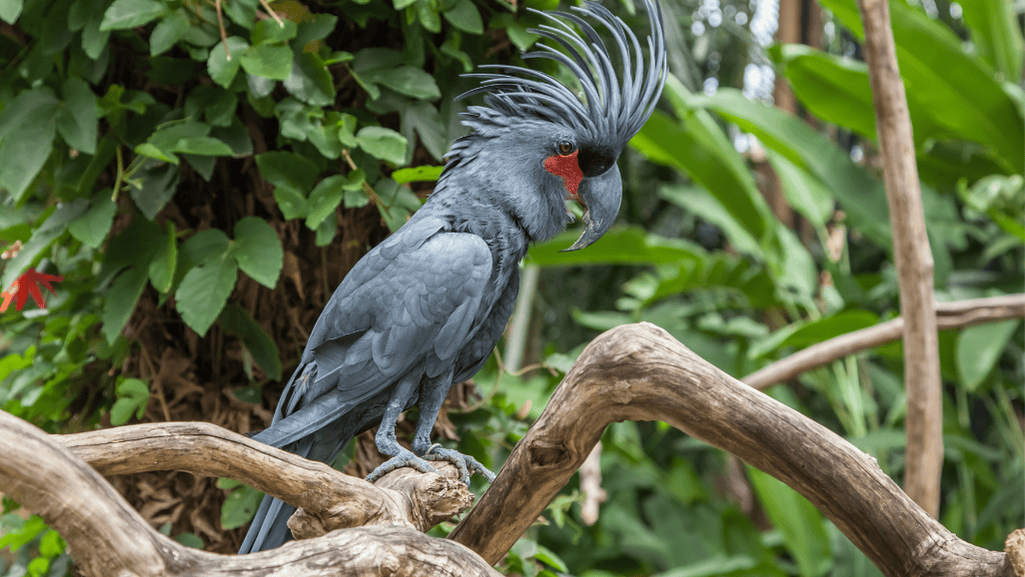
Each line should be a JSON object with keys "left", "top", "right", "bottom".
{"left": 744, "top": 294, "right": 1025, "bottom": 389}
{"left": 58, "top": 422, "right": 473, "bottom": 533}
{"left": 450, "top": 323, "right": 1011, "bottom": 576}
{"left": 0, "top": 413, "right": 497, "bottom": 576}
{"left": 4, "top": 322, "right": 1017, "bottom": 575}
{"left": 855, "top": 0, "right": 943, "bottom": 517}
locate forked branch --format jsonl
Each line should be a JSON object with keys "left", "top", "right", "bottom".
{"left": 0, "top": 413, "right": 497, "bottom": 577}
{"left": 450, "top": 323, "right": 1012, "bottom": 576}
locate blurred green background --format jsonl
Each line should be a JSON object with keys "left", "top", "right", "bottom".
{"left": 0, "top": 0, "right": 1022, "bottom": 574}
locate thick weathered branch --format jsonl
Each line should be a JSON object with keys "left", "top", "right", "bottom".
{"left": 0, "top": 412, "right": 497, "bottom": 576}
{"left": 856, "top": 0, "right": 943, "bottom": 517}
{"left": 744, "top": 294, "right": 1025, "bottom": 389}
{"left": 451, "top": 323, "right": 1011, "bottom": 576}
{"left": 58, "top": 421, "right": 472, "bottom": 533}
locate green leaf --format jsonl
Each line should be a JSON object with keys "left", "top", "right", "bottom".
{"left": 210, "top": 117, "right": 254, "bottom": 156}
{"left": 239, "top": 44, "right": 293, "bottom": 80}
{"left": 68, "top": 193, "right": 117, "bottom": 248}
{"left": 631, "top": 106, "right": 772, "bottom": 243}
{"left": 687, "top": 85, "right": 893, "bottom": 250}
{"left": 150, "top": 10, "right": 189, "bottom": 55}
{"left": 0, "top": 87, "right": 60, "bottom": 201}
{"left": 660, "top": 185, "right": 760, "bottom": 257}
{"left": 273, "top": 186, "right": 307, "bottom": 219}
{"left": 208, "top": 37, "right": 250, "bottom": 88}
{"left": 956, "top": 319, "right": 1021, "bottom": 392}
{"left": 129, "top": 158, "right": 180, "bottom": 220}
{"left": 218, "top": 304, "right": 282, "bottom": 380}
{"left": 222, "top": 0, "right": 256, "bottom": 27}
{"left": 360, "top": 65, "right": 440, "bottom": 100}
{"left": 172, "top": 135, "right": 234, "bottom": 156}
{"left": 250, "top": 17, "right": 296, "bottom": 44}
{"left": 0, "top": 0, "right": 23, "bottom": 23}
{"left": 255, "top": 150, "right": 318, "bottom": 195}
{"left": 99, "top": 0, "right": 166, "bottom": 30}
{"left": 148, "top": 221, "right": 177, "bottom": 293}
{"left": 402, "top": 100, "right": 447, "bottom": 161}
{"left": 220, "top": 484, "right": 261, "bottom": 530}
{"left": 110, "top": 377, "right": 149, "bottom": 425}
{"left": 57, "top": 78, "right": 98, "bottom": 155}
{"left": 961, "top": 0, "right": 1023, "bottom": 83}
{"left": 67, "top": 195, "right": 115, "bottom": 249}
{"left": 176, "top": 228, "right": 230, "bottom": 282}
{"left": 748, "top": 466, "right": 831, "bottom": 577}
{"left": 392, "top": 165, "right": 443, "bottom": 184}
{"left": 230, "top": 217, "right": 282, "bottom": 288}
{"left": 337, "top": 113, "right": 358, "bottom": 147}
{"left": 771, "top": 45, "right": 879, "bottom": 141}
{"left": 176, "top": 251, "right": 238, "bottom": 337}
{"left": 102, "top": 266, "right": 148, "bottom": 344}
{"left": 356, "top": 126, "right": 408, "bottom": 165}
{"left": 98, "top": 218, "right": 166, "bottom": 286}
{"left": 284, "top": 52, "right": 335, "bottom": 106}
{"left": 294, "top": 13, "right": 337, "bottom": 47}
{"left": 528, "top": 226, "right": 703, "bottom": 266}
{"left": 766, "top": 152, "right": 834, "bottom": 229}
{"left": 305, "top": 175, "right": 348, "bottom": 229}
{"left": 415, "top": 0, "right": 441, "bottom": 32}
{"left": 489, "top": 12, "right": 539, "bottom": 51}
{"left": 778, "top": 310, "right": 879, "bottom": 350}
{"left": 174, "top": 533, "right": 204, "bottom": 549}
{"left": 443, "top": 0, "right": 482, "bottom": 34}
{"left": 820, "top": 0, "right": 1024, "bottom": 170}
{"left": 134, "top": 142, "right": 178, "bottom": 164}
{"left": 184, "top": 85, "right": 237, "bottom": 128}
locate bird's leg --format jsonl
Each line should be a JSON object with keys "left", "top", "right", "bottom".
{"left": 411, "top": 371, "right": 495, "bottom": 485}
{"left": 365, "top": 372, "right": 438, "bottom": 483}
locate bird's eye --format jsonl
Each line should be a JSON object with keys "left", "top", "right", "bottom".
{"left": 557, "top": 141, "right": 575, "bottom": 155}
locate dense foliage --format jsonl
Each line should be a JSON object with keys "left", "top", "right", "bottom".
{"left": 1, "top": 0, "right": 1022, "bottom": 574}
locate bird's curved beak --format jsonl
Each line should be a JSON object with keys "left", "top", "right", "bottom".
{"left": 561, "top": 163, "right": 622, "bottom": 252}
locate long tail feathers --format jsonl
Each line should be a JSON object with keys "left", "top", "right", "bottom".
{"left": 240, "top": 420, "right": 358, "bottom": 553}
{"left": 250, "top": 388, "right": 357, "bottom": 449}
{"left": 238, "top": 494, "right": 297, "bottom": 554}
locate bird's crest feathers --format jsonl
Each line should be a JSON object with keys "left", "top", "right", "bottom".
{"left": 459, "top": 0, "right": 667, "bottom": 148}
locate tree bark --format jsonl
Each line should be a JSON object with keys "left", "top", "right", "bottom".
{"left": 855, "top": 0, "right": 943, "bottom": 517}
{"left": 57, "top": 422, "right": 473, "bottom": 534}
{"left": 0, "top": 412, "right": 496, "bottom": 576}
{"left": 2, "top": 323, "right": 1015, "bottom": 576}
{"left": 450, "top": 323, "right": 1011, "bottom": 576}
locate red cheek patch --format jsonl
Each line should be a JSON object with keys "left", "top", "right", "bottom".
{"left": 543, "top": 151, "right": 584, "bottom": 199}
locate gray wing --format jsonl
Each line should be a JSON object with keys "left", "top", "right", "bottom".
{"left": 252, "top": 226, "right": 494, "bottom": 449}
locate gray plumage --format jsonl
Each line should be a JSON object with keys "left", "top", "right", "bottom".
{"left": 240, "top": 0, "right": 665, "bottom": 554}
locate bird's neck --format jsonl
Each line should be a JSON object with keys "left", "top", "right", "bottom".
{"left": 419, "top": 192, "right": 531, "bottom": 263}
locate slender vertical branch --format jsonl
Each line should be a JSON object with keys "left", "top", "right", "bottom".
{"left": 855, "top": 0, "right": 942, "bottom": 516}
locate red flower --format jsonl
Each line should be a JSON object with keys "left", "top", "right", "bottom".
{"left": 0, "top": 268, "right": 64, "bottom": 313}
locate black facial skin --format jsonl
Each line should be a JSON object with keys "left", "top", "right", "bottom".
{"left": 578, "top": 145, "right": 616, "bottom": 177}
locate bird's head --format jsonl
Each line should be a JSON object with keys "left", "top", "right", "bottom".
{"left": 451, "top": 0, "right": 667, "bottom": 250}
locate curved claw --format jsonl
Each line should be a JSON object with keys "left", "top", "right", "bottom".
{"left": 423, "top": 445, "right": 496, "bottom": 485}
{"left": 365, "top": 448, "right": 439, "bottom": 483}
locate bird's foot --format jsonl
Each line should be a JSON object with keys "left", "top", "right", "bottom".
{"left": 365, "top": 448, "right": 439, "bottom": 483}
{"left": 423, "top": 444, "right": 496, "bottom": 485}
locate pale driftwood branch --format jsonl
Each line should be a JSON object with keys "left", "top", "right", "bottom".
{"left": 451, "top": 323, "right": 1011, "bottom": 576}
{"left": 743, "top": 294, "right": 1025, "bottom": 389}
{"left": 0, "top": 413, "right": 497, "bottom": 577}
{"left": 1007, "top": 529, "right": 1025, "bottom": 577}
{"left": 58, "top": 421, "right": 473, "bottom": 533}
{"left": 856, "top": 0, "right": 943, "bottom": 516}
